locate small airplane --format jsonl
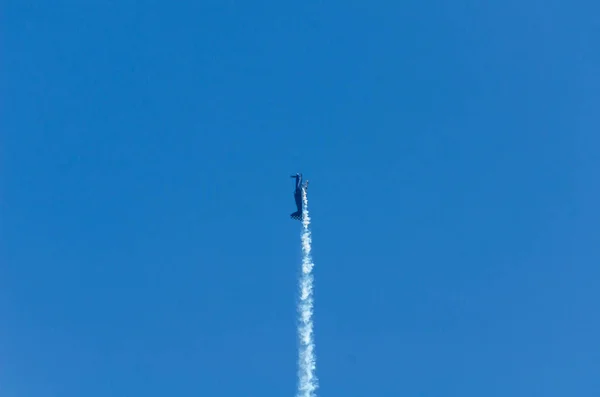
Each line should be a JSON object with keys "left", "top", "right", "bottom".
{"left": 290, "top": 173, "right": 308, "bottom": 221}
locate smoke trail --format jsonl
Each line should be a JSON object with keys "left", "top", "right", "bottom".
{"left": 297, "top": 185, "right": 317, "bottom": 397}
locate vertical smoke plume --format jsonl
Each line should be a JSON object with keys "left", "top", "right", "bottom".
{"left": 297, "top": 185, "right": 317, "bottom": 397}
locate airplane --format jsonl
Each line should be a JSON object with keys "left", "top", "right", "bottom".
{"left": 290, "top": 173, "right": 308, "bottom": 220}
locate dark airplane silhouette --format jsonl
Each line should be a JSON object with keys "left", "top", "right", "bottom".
{"left": 290, "top": 173, "right": 308, "bottom": 220}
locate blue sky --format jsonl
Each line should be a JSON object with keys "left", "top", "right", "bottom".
{"left": 2, "top": 1, "right": 599, "bottom": 396}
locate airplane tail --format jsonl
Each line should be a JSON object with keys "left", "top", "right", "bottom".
{"left": 290, "top": 210, "right": 302, "bottom": 220}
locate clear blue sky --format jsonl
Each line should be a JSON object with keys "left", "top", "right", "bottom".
{"left": 2, "top": 1, "right": 599, "bottom": 396}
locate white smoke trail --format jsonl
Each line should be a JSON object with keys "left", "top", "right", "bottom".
{"left": 297, "top": 185, "right": 317, "bottom": 397}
